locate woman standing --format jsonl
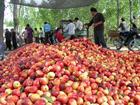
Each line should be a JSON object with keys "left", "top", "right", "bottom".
{"left": 26, "top": 24, "right": 33, "bottom": 44}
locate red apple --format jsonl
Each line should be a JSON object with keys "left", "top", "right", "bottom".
{"left": 12, "top": 89, "right": 21, "bottom": 97}
{"left": 34, "top": 99, "right": 46, "bottom": 105}
{"left": 57, "top": 91, "right": 68, "bottom": 104}
{"left": 39, "top": 77, "right": 48, "bottom": 85}
{"left": 6, "top": 95, "right": 19, "bottom": 103}
{"left": 29, "top": 93, "right": 41, "bottom": 103}
{"left": 41, "top": 85, "right": 49, "bottom": 92}
{"left": 25, "top": 86, "right": 38, "bottom": 93}
{"left": 68, "top": 99, "right": 77, "bottom": 105}
{"left": 77, "top": 97, "right": 84, "bottom": 105}
{"left": 17, "top": 98, "right": 33, "bottom": 105}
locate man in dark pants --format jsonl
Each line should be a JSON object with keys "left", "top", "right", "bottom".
{"left": 11, "top": 29, "right": 17, "bottom": 49}
{"left": 88, "top": 7, "right": 107, "bottom": 48}
{"left": 5, "top": 29, "right": 12, "bottom": 50}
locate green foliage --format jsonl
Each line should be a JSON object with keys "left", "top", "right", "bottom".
{"left": 5, "top": 0, "right": 140, "bottom": 33}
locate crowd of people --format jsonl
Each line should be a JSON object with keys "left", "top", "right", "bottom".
{"left": 5, "top": 29, "right": 18, "bottom": 50}
{"left": 5, "top": 7, "right": 114, "bottom": 51}
{"left": 5, "top": 17, "right": 86, "bottom": 51}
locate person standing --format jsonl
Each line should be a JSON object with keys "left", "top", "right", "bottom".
{"left": 26, "top": 24, "right": 33, "bottom": 44}
{"left": 34, "top": 28, "right": 40, "bottom": 43}
{"left": 43, "top": 22, "right": 51, "bottom": 44}
{"left": 11, "top": 29, "right": 17, "bottom": 49}
{"left": 5, "top": 29, "right": 12, "bottom": 50}
{"left": 64, "top": 19, "right": 76, "bottom": 40}
{"left": 74, "top": 17, "right": 83, "bottom": 36}
{"left": 118, "top": 18, "right": 129, "bottom": 33}
{"left": 55, "top": 28, "right": 64, "bottom": 43}
{"left": 39, "top": 28, "right": 45, "bottom": 43}
{"left": 22, "top": 28, "right": 28, "bottom": 44}
{"left": 88, "top": 7, "right": 107, "bottom": 48}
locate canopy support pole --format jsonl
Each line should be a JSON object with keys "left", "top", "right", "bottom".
{"left": 129, "top": 0, "right": 133, "bottom": 28}
{"left": 117, "top": 0, "right": 120, "bottom": 28}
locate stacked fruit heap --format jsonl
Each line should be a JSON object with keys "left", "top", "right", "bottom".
{"left": 0, "top": 38, "right": 140, "bottom": 105}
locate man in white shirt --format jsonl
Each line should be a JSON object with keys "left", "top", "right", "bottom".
{"left": 75, "top": 17, "right": 83, "bottom": 31}
{"left": 118, "top": 18, "right": 129, "bottom": 32}
{"left": 64, "top": 20, "right": 76, "bottom": 40}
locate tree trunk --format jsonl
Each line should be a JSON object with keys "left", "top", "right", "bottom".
{"left": 13, "top": 3, "right": 18, "bottom": 31}
{"left": 0, "top": 0, "right": 5, "bottom": 42}
{"left": 117, "top": 0, "right": 120, "bottom": 28}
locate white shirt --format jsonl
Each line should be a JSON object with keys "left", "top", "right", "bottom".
{"left": 75, "top": 20, "right": 83, "bottom": 30}
{"left": 64, "top": 23, "right": 76, "bottom": 35}
{"left": 118, "top": 21, "right": 129, "bottom": 32}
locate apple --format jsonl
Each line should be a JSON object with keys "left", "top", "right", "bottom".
{"left": 47, "top": 72, "right": 55, "bottom": 80}
{"left": 13, "top": 81, "right": 21, "bottom": 88}
{"left": 43, "top": 92, "right": 51, "bottom": 97}
{"left": 134, "top": 95, "right": 140, "bottom": 105}
{"left": 91, "top": 83, "right": 98, "bottom": 89}
{"left": 17, "top": 98, "right": 33, "bottom": 105}
{"left": 101, "top": 102, "right": 109, "bottom": 105}
{"left": 79, "top": 71, "right": 88, "bottom": 80}
{"left": 34, "top": 99, "right": 46, "bottom": 105}
{"left": 57, "top": 91, "right": 68, "bottom": 104}
{"left": 20, "top": 92, "right": 27, "bottom": 99}
{"left": 97, "top": 96, "right": 108, "bottom": 104}
{"left": 53, "top": 101, "right": 61, "bottom": 105}
{"left": 72, "top": 82, "right": 79, "bottom": 90}
{"left": 77, "top": 97, "right": 84, "bottom": 105}
{"left": 41, "top": 85, "right": 49, "bottom": 92}
{"left": 85, "top": 87, "right": 92, "bottom": 95}
{"left": 23, "top": 79, "right": 33, "bottom": 86}
{"left": 60, "top": 75, "right": 69, "bottom": 83}
{"left": 25, "top": 86, "right": 38, "bottom": 93}
{"left": 51, "top": 90, "right": 59, "bottom": 97}
{"left": 37, "top": 90, "right": 44, "bottom": 96}
{"left": 53, "top": 64, "right": 61, "bottom": 72}
{"left": 108, "top": 100, "right": 115, "bottom": 105}
{"left": 39, "top": 77, "right": 48, "bottom": 85}
{"left": 68, "top": 99, "right": 77, "bottom": 105}
{"left": 64, "top": 86, "right": 73, "bottom": 94}
{"left": 6, "top": 95, "right": 19, "bottom": 103}
{"left": 36, "top": 70, "right": 44, "bottom": 77}
{"left": 33, "top": 78, "right": 40, "bottom": 88}
{"left": 5, "top": 89, "right": 12, "bottom": 95}
{"left": 53, "top": 78, "right": 61, "bottom": 86}
{"left": 29, "top": 93, "right": 41, "bottom": 102}
{"left": 0, "top": 97, "right": 6, "bottom": 104}
{"left": 12, "top": 89, "right": 21, "bottom": 97}
{"left": 96, "top": 77, "right": 102, "bottom": 83}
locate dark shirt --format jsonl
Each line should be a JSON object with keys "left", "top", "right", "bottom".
{"left": 5, "top": 31, "right": 11, "bottom": 41}
{"left": 26, "top": 27, "right": 33, "bottom": 39}
{"left": 89, "top": 13, "right": 105, "bottom": 30}
{"left": 11, "top": 31, "right": 16, "bottom": 41}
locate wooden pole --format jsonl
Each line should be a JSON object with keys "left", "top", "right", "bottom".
{"left": 129, "top": 0, "right": 133, "bottom": 28}
{"left": 117, "top": 0, "right": 120, "bottom": 28}
{"left": 0, "top": 0, "right": 5, "bottom": 42}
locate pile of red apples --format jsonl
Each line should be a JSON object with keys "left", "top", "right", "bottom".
{"left": 0, "top": 38, "right": 139, "bottom": 105}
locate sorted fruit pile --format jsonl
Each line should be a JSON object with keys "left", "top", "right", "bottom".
{"left": 0, "top": 38, "right": 140, "bottom": 105}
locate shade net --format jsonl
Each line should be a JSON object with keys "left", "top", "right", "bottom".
{"left": 10, "top": 0, "right": 98, "bottom": 9}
